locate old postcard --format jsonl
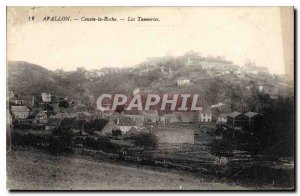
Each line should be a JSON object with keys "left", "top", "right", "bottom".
{"left": 6, "top": 7, "right": 294, "bottom": 190}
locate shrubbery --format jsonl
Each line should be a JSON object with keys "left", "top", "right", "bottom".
{"left": 131, "top": 132, "right": 158, "bottom": 152}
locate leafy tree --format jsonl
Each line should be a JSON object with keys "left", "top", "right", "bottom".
{"left": 48, "top": 129, "right": 75, "bottom": 154}
{"left": 249, "top": 96, "right": 294, "bottom": 156}
{"left": 132, "top": 132, "right": 158, "bottom": 152}
{"left": 58, "top": 100, "right": 69, "bottom": 108}
{"left": 43, "top": 103, "right": 54, "bottom": 111}
{"left": 112, "top": 129, "right": 122, "bottom": 136}
{"left": 210, "top": 140, "right": 234, "bottom": 162}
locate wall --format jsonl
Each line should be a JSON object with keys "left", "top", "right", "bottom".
{"left": 152, "top": 129, "right": 194, "bottom": 144}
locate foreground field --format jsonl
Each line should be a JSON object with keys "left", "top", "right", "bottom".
{"left": 7, "top": 149, "right": 248, "bottom": 190}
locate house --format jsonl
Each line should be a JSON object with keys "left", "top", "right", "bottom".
{"left": 11, "top": 105, "right": 30, "bottom": 119}
{"left": 227, "top": 111, "right": 247, "bottom": 130}
{"left": 242, "top": 61, "right": 269, "bottom": 75}
{"left": 125, "top": 126, "right": 139, "bottom": 136}
{"left": 198, "top": 111, "right": 212, "bottom": 123}
{"left": 10, "top": 95, "right": 34, "bottom": 106}
{"left": 41, "top": 93, "right": 51, "bottom": 102}
{"left": 33, "top": 111, "right": 49, "bottom": 124}
{"left": 217, "top": 113, "right": 228, "bottom": 124}
{"left": 124, "top": 110, "right": 144, "bottom": 125}
{"left": 133, "top": 88, "right": 140, "bottom": 95}
{"left": 177, "top": 79, "right": 191, "bottom": 87}
{"left": 125, "top": 114, "right": 144, "bottom": 125}
{"left": 10, "top": 98, "right": 24, "bottom": 105}
{"left": 114, "top": 116, "right": 137, "bottom": 134}
{"left": 101, "top": 119, "right": 120, "bottom": 135}
{"left": 243, "top": 112, "right": 262, "bottom": 127}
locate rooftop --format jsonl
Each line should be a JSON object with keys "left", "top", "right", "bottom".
{"left": 114, "top": 116, "right": 135, "bottom": 126}
{"left": 228, "top": 111, "right": 242, "bottom": 118}
{"left": 244, "top": 112, "right": 260, "bottom": 118}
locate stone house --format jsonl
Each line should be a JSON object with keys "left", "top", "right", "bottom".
{"left": 11, "top": 105, "right": 30, "bottom": 119}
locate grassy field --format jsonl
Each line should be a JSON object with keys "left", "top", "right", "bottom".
{"left": 7, "top": 148, "right": 249, "bottom": 190}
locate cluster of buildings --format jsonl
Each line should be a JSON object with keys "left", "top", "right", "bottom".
{"left": 214, "top": 111, "right": 263, "bottom": 140}
{"left": 215, "top": 111, "right": 262, "bottom": 129}
{"left": 7, "top": 91, "right": 216, "bottom": 145}
{"left": 226, "top": 111, "right": 262, "bottom": 130}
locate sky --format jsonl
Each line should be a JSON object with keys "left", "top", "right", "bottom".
{"left": 7, "top": 7, "right": 292, "bottom": 74}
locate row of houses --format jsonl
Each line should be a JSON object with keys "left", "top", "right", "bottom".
{"left": 122, "top": 110, "right": 212, "bottom": 125}
{"left": 100, "top": 115, "right": 195, "bottom": 144}
{"left": 226, "top": 111, "right": 262, "bottom": 130}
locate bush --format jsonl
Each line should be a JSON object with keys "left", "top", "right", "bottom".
{"left": 46, "top": 129, "right": 75, "bottom": 154}
{"left": 210, "top": 140, "right": 233, "bottom": 161}
{"left": 132, "top": 132, "right": 158, "bottom": 151}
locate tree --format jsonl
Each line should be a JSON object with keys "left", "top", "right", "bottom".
{"left": 250, "top": 96, "right": 294, "bottom": 156}
{"left": 58, "top": 100, "right": 69, "bottom": 108}
{"left": 44, "top": 103, "right": 54, "bottom": 111}
{"left": 210, "top": 140, "right": 234, "bottom": 162}
{"left": 132, "top": 132, "right": 158, "bottom": 152}
{"left": 48, "top": 129, "right": 75, "bottom": 154}
{"left": 112, "top": 129, "right": 122, "bottom": 136}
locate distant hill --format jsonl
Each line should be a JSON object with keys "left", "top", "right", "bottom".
{"left": 7, "top": 60, "right": 293, "bottom": 113}
{"left": 7, "top": 61, "right": 81, "bottom": 98}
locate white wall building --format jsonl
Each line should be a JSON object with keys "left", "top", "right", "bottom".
{"left": 41, "top": 93, "right": 51, "bottom": 102}
{"left": 177, "top": 79, "right": 190, "bottom": 87}
{"left": 11, "top": 105, "right": 30, "bottom": 119}
{"left": 198, "top": 112, "right": 212, "bottom": 123}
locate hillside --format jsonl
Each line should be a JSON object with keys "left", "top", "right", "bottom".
{"left": 7, "top": 61, "right": 82, "bottom": 98}
{"left": 7, "top": 59, "right": 293, "bottom": 113}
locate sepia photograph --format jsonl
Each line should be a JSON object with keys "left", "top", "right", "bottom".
{"left": 6, "top": 6, "right": 295, "bottom": 190}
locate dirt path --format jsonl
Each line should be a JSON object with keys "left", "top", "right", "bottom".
{"left": 7, "top": 149, "right": 248, "bottom": 190}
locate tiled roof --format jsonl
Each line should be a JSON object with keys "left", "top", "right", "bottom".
{"left": 227, "top": 111, "right": 242, "bottom": 118}
{"left": 219, "top": 113, "right": 228, "bottom": 118}
{"left": 11, "top": 105, "right": 29, "bottom": 111}
{"left": 114, "top": 117, "right": 135, "bottom": 126}
{"left": 244, "top": 112, "right": 260, "bottom": 118}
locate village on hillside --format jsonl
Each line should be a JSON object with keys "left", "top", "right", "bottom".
{"left": 7, "top": 52, "right": 294, "bottom": 189}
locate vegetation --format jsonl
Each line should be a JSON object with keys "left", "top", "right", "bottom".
{"left": 210, "top": 140, "right": 234, "bottom": 161}
{"left": 211, "top": 96, "right": 294, "bottom": 158}
{"left": 132, "top": 132, "right": 158, "bottom": 152}
{"left": 47, "top": 129, "right": 75, "bottom": 154}
{"left": 247, "top": 96, "right": 295, "bottom": 156}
